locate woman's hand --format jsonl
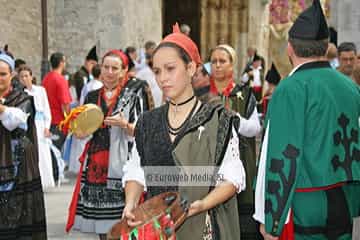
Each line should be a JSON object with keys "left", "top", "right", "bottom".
{"left": 44, "top": 128, "right": 51, "bottom": 138}
{"left": 187, "top": 199, "right": 205, "bottom": 217}
{"left": 187, "top": 181, "right": 236, "bottom": 219}
{"left": 104, "top": 112, "right": 128, "bottom": 128}
{"left": 122, "top": 203, "right": 142, "bottom": 227}
{"left": 103, "top": 112, "right": 135, "bottom": 136}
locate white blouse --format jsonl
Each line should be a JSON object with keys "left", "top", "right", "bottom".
{"left": 25, "top": 85, "right": 52, "bottom": 129}
{"left": 0, "top": 106, "right": 29, "bottom": 131}
{"left": 237, "top": 106, "right": 261, "bottom": 138}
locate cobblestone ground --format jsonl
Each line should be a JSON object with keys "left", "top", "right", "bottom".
{"left": 44, "top": 173, "right": 98, "bottom": 240}
{"left": 354, "top": 217, "right": 360, "bottom": 240}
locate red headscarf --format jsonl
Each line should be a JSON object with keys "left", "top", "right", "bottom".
{"left": 161, "top": 23, "right": 202, "bottom": 66}
{"left": 102, "top": 49, "right": 129, "bottom": 68}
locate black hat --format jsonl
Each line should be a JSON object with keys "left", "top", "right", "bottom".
{"left": 86, "top": 45, "right": 98, "bottom": 62}
{"left": 289, "top": 0, "right": 329, "bottom": 40}
{"left": 265, "top": 63, "right": 281, "bottom": 85}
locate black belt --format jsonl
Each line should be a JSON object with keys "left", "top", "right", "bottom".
{"left": 294, "top": 187, "right": 352, "bottom": 240}
{"left": 294, "top": 224, "right": 352, "bottom": 237}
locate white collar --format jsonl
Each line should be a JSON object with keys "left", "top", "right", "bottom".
{"left": 24, "top": 87, "right": 34, "bottom": 94}
{"left": 288, "top": 61, "right": 315, "bottom": 76}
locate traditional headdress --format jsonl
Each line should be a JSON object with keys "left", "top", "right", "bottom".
{"left": 86, "top": 45, "right": 98, "bottom": 62}
{"left": 0, "top": 52, "right": 15, "bottom": 71}
{"left": 161, "top": 23, "right": 202, "bottom": 65}
{"left": 289, "top": 0, "right": 329, "bottom": 40}
{"left": 103, "top": 49, "right": 129, "bottom": 68}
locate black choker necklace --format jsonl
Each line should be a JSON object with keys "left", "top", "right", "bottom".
{"left": 170, "top": 95, "right": 195, "bottom": 106}
{"left": 167, "top": 99, "right": 199, "bottom": 136}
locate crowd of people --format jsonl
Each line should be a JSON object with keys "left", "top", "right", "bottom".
{"left": 0, "top": 1, "right": 359, "bottom": 239}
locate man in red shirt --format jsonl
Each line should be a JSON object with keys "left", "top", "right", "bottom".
{"left": 42, "top": 52, "right": 71, "bottom": 182}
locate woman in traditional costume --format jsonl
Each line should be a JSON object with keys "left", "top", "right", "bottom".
{"left": 209, "top": 44, "right": 261, "bottom": 239}
{"left": 123, "top": 24, "right": 246, "bottom": 239}
{"left": 18, "top": 66, "right": 55, "bottom": 189}
{"left": 0, "top": 53, "right": 47, "bottom": 239}
{"left": 66, "top": 49, "right": 153, "bottom": 240}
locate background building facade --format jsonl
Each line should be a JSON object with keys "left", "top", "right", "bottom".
{"left": 0, "top": 0, "right": 358, "bottom": 81}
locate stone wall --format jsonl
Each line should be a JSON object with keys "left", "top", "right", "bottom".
{"left": 48, "top": 0, "right": 162, "bottom": 74}
{"left": 0, "top": 1, "right": 162, "bottom": 80}
{"left": 0, "top": 0, "right": 42, "bottom": 80}
{"left": 331, "top": 0, "right": 360, "bottom": 49}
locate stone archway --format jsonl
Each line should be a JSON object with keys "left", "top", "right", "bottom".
{"left": 162, "top": 0, "right": 201, "bottom": 48}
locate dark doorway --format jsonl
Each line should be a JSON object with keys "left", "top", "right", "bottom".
{"left": 162, "top": 0, "right": 201, "bottom": 49}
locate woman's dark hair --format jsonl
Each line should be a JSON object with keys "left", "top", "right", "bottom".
{"left": 152, "top": 42, "right": 192, "bottom": 65}
{"left": 18, "top": 65, "right": 36, "bottom": 84}
{"left": 18, "top": 65, "right": 33, "bottom": 76}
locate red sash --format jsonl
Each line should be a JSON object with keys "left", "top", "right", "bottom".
{"left": 252, "top": 86, "right": 262, "bottom": 93}
{"left": 65, "top": 142, "right": 90, "bottom": 232}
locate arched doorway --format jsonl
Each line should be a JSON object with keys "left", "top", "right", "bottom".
{"left": 162, "top": 0, "right": 201, "bottom": 52}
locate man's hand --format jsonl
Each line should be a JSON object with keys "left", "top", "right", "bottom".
{"left": 260, "top": 224, "right": 279, "bottom": 240}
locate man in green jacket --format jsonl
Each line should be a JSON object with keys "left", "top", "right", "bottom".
{"left": 254, "top": 1, "right": 360, "bottom": 239}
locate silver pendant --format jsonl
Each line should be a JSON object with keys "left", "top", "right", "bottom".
{"left": 174, "top": 104, "right": 178, "bottom": 118}
{"left": 105, "top": 90, "right": 113, "bottom": 99}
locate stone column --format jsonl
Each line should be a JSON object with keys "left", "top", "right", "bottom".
{"left": 200, "top": 0, "right": 209, "bottom": 58}
{"left": 218, "top": 0, "right": 230, "bottom": 44}
{"left": 247, "top": 0, "right": 270, "bottom": 71}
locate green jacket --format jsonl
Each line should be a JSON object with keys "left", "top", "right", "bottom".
{"left": 262, "top": 61, "right": 360, "bottom": 235}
